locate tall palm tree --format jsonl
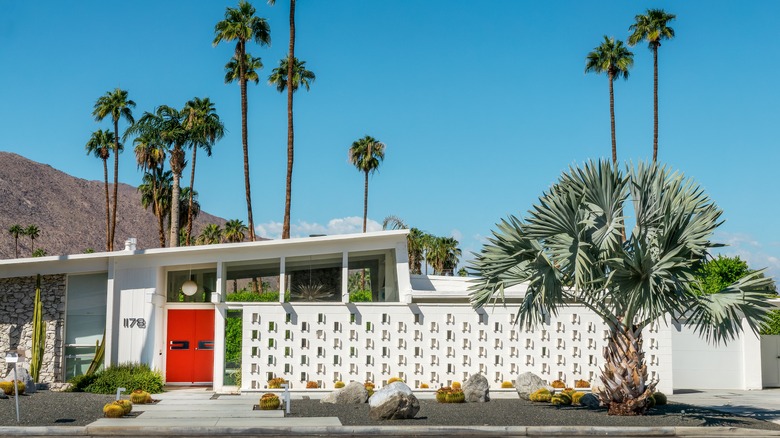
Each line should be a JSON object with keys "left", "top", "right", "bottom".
{"left": 628, "top": 9, "right": 676, "bottom": 162}
{"left": 8, "top": 224, "right": 23, "bottom": 258}
{"left": 177, "top": 187, "right": 201, "bottom": 243}
{"left": 585, "top": 36, "right": 633, "bottom": 164}
{"left": 268, "top": 56, "right": 315, "bottom": 239}
{"left": 138, "top": 170, "right": 172, "bottom": 248}
{"left": 426, "top": 236, "right": 462, "bottom": 275}
{"left": 183, "top": 97, "right": 225, "bottom": 244}
{"left": 197, "top": 224, "right": 223, "bottom": 245}
{"left": 127, "top": 106, "right": 188, "bottom": 246}
{"left": 92, "top": 88, "right": 135, "bottom": 251}
{"left": 348, "top": 136, "right": 385, "bottom": 233}
{"left": 214, "top": 0, "right": 271, "bottom": 242}
{"left": 469, "top": 160, "right": 773, "bottom": 415}
{"left": 85, "top": 129, "right": 117, "bottom": 251}
{"left": 25, "top": 225, "right": 40, "bottom": 255}
{"left": 268, "top": 0, "right": 297, "bottom": 239}
{"left": 224, "top": 219, "right": 248, "bottom": 243}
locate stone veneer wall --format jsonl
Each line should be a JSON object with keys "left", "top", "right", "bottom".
{"left": 0, "top": 274, "right": 66, "bottom": 383}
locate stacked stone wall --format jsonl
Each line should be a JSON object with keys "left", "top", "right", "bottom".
{"left": 0, "top": 274, "right": 66, "bottom": 383}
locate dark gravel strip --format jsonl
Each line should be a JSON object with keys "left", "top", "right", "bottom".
{"left": 0, "top": 391, "right": 113, "bottom": 426}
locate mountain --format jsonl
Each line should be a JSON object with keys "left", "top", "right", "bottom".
{"left": 0, "top": 152, "right": 227, "bottom": 258}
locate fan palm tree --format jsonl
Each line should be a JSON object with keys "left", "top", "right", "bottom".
{"left": 349, "top": 136, "right": 385, "bottom": 233}
{"left": 25, "top": 225, "right": 40, "bottom": 255}
{"left": 269, "top": 56, "right": 315, "bottom": 239}
{"left": 381, "top": 216, "right": 429, "bottom": 275}
{"left": 138, "top": 169, "right": 172, "bottom": 248}
{"left": 177, "top": 187, "right": 200, "bottom": 244}
{"left": 225, "top": 53, "right": 262, "bottom": 85}
{"left": 585, "top": 36, "right": 633, "bottom": 164}
{"left": 628, "top": 9, "right": 676, "bottom": 162}
{"left": 183, "top": 97, "right": 225, "bottom": 244}
{"left": 224, "top": 219, "right": 248, "bottom": 243}
{"left": 92, "top": 88, "right": 135, "bottom": 251}
{"left": 197, "top": 224, "right": 223, "bottom": 245}
{"left": 134, "top": 130, "right": 168, "bottom": 247}
{"left": 85, "top": 129, "right": 118, "bottom": 251}
{"left": 8, "top": 224, "right": 24, "bottom": 258}
{"left": 469, "top": 160, "right": 773, "bottom": 415}
{"left": 426, "top": 236, "right": 462, "bottom": 275}
{"left": 214, "top": 0, "right": 271, "bottom": 242}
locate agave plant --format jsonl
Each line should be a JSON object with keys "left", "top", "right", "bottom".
{"left": 469, "top": 160, "right": 773, "bottom": 415}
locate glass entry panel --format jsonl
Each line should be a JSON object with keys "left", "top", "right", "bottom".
{"left": 167, "top": 267, "right": 217, "bottom": 303}
{"left": 65, "top": 273, "right": 108, "bottom": 380}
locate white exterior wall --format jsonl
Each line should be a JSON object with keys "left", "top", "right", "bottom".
{"left": 239, "top": 302, "right": 673, "bottom": 394}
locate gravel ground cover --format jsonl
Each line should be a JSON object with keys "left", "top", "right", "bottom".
{"left": 3, "top": 390, "right": 780, "bottom": 432}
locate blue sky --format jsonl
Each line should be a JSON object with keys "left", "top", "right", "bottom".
{"left": 0, "top": 1, "right": 778, "bottom": 278}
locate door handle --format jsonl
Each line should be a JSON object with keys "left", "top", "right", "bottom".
{"left": 170, "top": 340, "right": 189, "bottom": 350}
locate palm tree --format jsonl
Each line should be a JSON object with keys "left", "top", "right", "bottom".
{"left": 268, "top": 56, "right": 315, "bottom": 239}
{"left": 138, "top": 170, "right": 172, "bottom": 248}
{"left": 348, "top": 136, "right": 385, "bottom": 233}
{"left": 214, "top": 0, "right": 271, "bottom": 242}
{"left": 469, "top": 160, "right": 773, "bottom": 415}
{"left": 426, "top": 236, "right": 461, "bottom": 275}
{"left": 183, "top": 97, "right": 225, "bottom": 244}
{"left": 197, "top": 224, "right": 223, "bottom": 245}
{"left": 268, "top": 0, "right": 297, "bottom": 239}
{"left": 224, "top": 219, "right": 248, "bottom": 243}
{"left": 92, "top": 88, "right": 135, "bottom": 251}
{"left": 177, "top": 187, "right": 200, "bottom": 244}
{"left": 85, "top": 129, "right": 117, "bottom": 251}
{"left": 25, "top": 225, "right": 40, "bottom": 255}
{"left": 8, "top": 224, "right": 23, "bottom": 258}
{"left": 585, "top": 36, "right": 633, "bottom": 165}
{"left": 134, "top": 129, "right": 168, "bottom": 247}
{"left": 128, "top": 106, "right": 188, "bottom": 246}
{"left": 628, "top": 9, "right": 676, "bottom": 162}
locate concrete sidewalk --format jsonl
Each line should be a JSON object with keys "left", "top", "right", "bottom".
{"left": 670, "top": 388, "right": 780, "bottom": 425}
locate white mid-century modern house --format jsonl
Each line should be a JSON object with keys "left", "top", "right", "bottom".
{"left": 0, "top": 230, "right": 778, "bottom": 394}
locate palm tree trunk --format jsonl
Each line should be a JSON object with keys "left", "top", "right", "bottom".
{"left": 156, "top": 210, "right": 166, "bottom": 248}
{"left": 240, "top": 73, "right": 256, "bottom": 242}
{"left": 596, "top": 323, "right": 656, "bottom": 415}
{"left": 110, "top": 120, "right": 120, "bottom": 251}
{"left": 652, "top": 45, "right": 659, "bottom": 162}
{"left": 282, "top": 0, "right": 297, "bottom": 240}
{"left": 609, "top": 73, "right": 617, "bottom": 165}
{"left": 102, "top": 158, "right": 111, "bottom": 251}
{"left": 363, "top": 170, "right": 369, "bottom": 233}
{"left": 186, "top": 147, "right": 197, "bottom": 246}
{"left": 170, "top": 149, "right": 183, "bottom": 248}
{"left": 13, "top": 237, "right": 18, "bottom": 259}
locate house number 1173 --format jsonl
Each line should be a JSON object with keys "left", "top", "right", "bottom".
{"left": 123, "top": 318, "right": 147, "bottom": 329}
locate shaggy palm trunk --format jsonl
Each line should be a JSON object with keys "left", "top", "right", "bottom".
{"left": 186, "top": 147, "right": 198, "bottom": 246}
{"left": 169, "top": 148, "right": 184, "bottom": 248}
{"left": 362, "top": 170, "right": 369, "bottom": 233}
{"left": 102, "top": 157, "right": 110, "bottom": 251}
{"left": 111, "top": 119, "right": 120, "bottom": 251}
{"left": 652, "top": 44, "right": 659, "bottom": 162}
{"left": 608, "top": 72, "right": 617, "bottom": 165}
{"left": 282, "top": 0, "right": 296, "bottom": 240}
{"left": 597, "top": 323, "right": 656, "bottom": 415}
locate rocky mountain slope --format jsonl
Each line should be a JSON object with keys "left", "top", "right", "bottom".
{"left": 0, "top": 152, "right": 226, "bottom": 258}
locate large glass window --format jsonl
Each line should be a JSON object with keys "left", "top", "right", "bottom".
{"left": 348, "top": 250, "right": 398, "bottom": 302}
{"left": 225, "top": 259, "right": 283, "bottom": 302}
{"left": 286, "top": 254, "right": 342, "bottom": 302}
{"left": 166, "top": 267, "right": 217, "bottom": 302}
{"left": 65, "top": 273, "right": 108, "bottom": 380}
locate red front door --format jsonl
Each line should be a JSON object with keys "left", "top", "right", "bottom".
{"left": 166, "top": 309, "right": 214, "bottom": 384}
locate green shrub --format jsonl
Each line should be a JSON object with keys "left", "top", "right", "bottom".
{"left": 761, "top": 310, "right": 780, "bottom": 335}
{"left": 225, "top": 310, "right": 242, "bottom": 363}
{"left": 349, "top": 290, "right": 372, "bottom": 302}
{"left": 67, "top": 373, "right": 99, "bottom": 392}
{"left": 653, "top": 392, "right": 667, "bottom": 406}
{"left": 226, "top": 290, "right": 280, "bottom": 302}
{"left": 81, "top": 363, "right": 163, "bottom": 394}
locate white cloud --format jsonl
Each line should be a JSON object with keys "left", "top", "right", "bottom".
{"left": 450, "top": 228, "right": 463, "bottom": 242}
{"left": 255, "top": 216, "right": 382, "bottom": 239}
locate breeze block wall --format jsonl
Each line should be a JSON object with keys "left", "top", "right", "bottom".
{"left": 0, "top": 274, "right": 66, "bottom": 383}
{"left": 240, "top": 302, "right": 674, "bottom": 393}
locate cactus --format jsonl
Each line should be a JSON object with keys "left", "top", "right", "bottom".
{"left": 501, "top": 381, "right": 514, "bottom": 388}
{"left": 445, "top": 389, "right": 465, "bottom": 403}
{"left": 0, "top": 381, "right": 13, "bottom": 395}
{"left": 653, "top": 392, "right": 667, "bottom": 406}
{"left": 115, "top": 399, "right": 133, "bottom": 415}
{"left": 306, "top": 381, "right": 319, "bottom": 389}
{"left": 574, "top": 379, "right": 590, "bottom": 388}
{"left": 419, "top": 383, "right": 429, "bottom": 389}
{"left": 451, "top": 381, "right": 461, "bottom": 390}
{"left": 334, "top": 381, "right": 345, "bottom": 389}
{"left": 103, "top": 402, "right": 126, "bottom": 418}
{"left": 14, "top": 381, "right": 25, "bottom": 395}
{"left": 259, "top": 393, "right": 281, "bottom": 410}
{"left": 85, "top": 331, "right": 106, "bottom": 376}
{"left": 30, "top": 274, "right": 45, "bottom": 383}
{"left": 550, "top": 379, "right": 565, "bottom": 388}
{"left": 387, "top": 377, "right": 404, "bottom": 384}
{"left": 571, "top": 392, "right": 586, "bottom": 404}
{"left": 130, "top": 389, "right": 150, "bottom": 404}
{"left": 529, "top": 388, "right": 552, "bottom": 402}
{"left": 364, "top": 381, "right": 375, "bottom": 397}
{"left": 436, "top": 387, "right": 451, "bottom": 403}
{"left": 647, "top": 394, "right": 657, "bottom": 408}
{"left": 268, "top": 377, "right": 286, "bottom": 389}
